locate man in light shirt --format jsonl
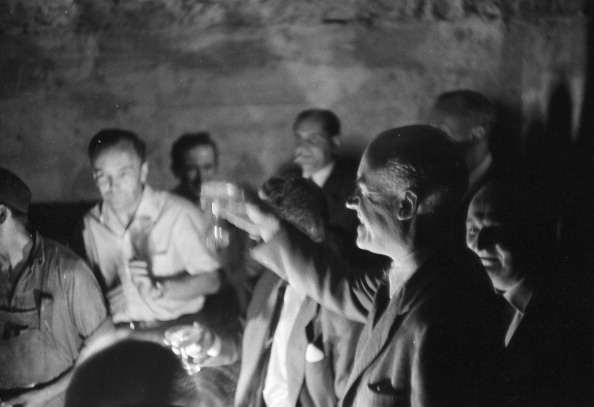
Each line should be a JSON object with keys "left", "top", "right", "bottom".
{"left": 77, "top": 129, "right": 221, "bottom": 328}
{"left": 466, "top": 178, "right": 593, "bottom": 406}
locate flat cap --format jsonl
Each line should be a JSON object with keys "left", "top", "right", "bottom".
{"left": 0, "top": 167, "right": 32, "bottom": 214}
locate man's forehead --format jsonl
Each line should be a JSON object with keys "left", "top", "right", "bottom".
{"left": 93, "top": 142, "right": 142, "bottom": 167}
{"left": 186, "top": 145, "right": 215, "bottom": 160}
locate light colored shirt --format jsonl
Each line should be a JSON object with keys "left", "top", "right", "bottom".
{"left": 305, "top": 160, "right": 335, "bottom": 188}
{"left": 502, "top": 277, "right": 534, "bottom": 346}
{"left": 263, "top": 284, "right": 306, "bottom": 407}
{"left": 81, "top": 185, "right": 219, "bottom": 323}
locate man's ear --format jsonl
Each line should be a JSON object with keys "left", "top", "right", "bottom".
{"left": 469, "top": 125, "right": 487, "bottom": 144}
{"left": 330, "top": 135, "right": 341, "bottom": 152}
{"left": 396, "top": 190, "right": 418, "bottom": 221}
{"left": 140, "top": 162, "right": 149, "bottom": 184}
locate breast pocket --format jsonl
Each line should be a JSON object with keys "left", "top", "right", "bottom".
{"left": 355, "top": 379, "right": 409, "bottom": 407}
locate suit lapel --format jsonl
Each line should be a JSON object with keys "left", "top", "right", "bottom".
{"left": 346, "top": 284, "right": 405, "bottom": 390}
{"left": 286, "top": 297, "right": 318, "bottom": 406}
{"left": 343, "top": 253, "right": 442, "bottom": 399}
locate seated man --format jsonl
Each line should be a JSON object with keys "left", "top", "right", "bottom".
{"left": 76, "top": 129, "right": 221, "bottom": 331}
{"left": 170, "top": 131, "right": 219, "bottom": 204}
{"left": 235, "top": 175, "right": 363, "bottom": 407}
{"left": 65, "top": 338, "right": 201, "bottom": 407}
{"left": 170, "top": 131, "right": 255, "bottom": 318}
{"left": 466, "top": 178, "right": 593, "bottom": 406}
{"left": 0, "top": 168, "right": 112, "bottom": 407}
{"left": 229, "top": 125, "right": 504, "bottom": 406}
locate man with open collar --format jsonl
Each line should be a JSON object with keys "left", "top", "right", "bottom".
{"left": 77, "top": 129, "right": 223, "bottom": 336}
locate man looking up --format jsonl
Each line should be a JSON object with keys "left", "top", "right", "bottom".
{"left": 0, "top": 168, "right": 112, "bottom": 407}
{"left": 428, "top": 90, "right": 497, "bottom": 200}
{"left": 228, "top": 125, "right": 503, "bottom": 406}
{"left": 171, "top": 132, "right": 218, "bottom": 204}
{"left": 466, "top": 179, "right": 593, "bottom": 406}
{"left": 77, "top": 129, "right": 221, "bottom": 328}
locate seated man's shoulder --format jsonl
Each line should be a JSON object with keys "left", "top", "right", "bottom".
{"left": 37, "top": 234, "right": 95, "bottom": 280}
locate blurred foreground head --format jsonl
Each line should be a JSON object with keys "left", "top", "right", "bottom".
{"left": 66, "top": 339, "right": 199, "bottom": 407}
{"left": 260, "top": 174, "right": 329, "bottom": 243}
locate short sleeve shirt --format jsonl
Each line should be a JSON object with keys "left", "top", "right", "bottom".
{"left": 81, "top": 185, "right": 220, "bottom": 323}
{"left": 0, "top": 233, "right": 109, "bottom": 374}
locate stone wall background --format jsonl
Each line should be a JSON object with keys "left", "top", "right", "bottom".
{"left": 0, "top": 0, "right": 590, "bottom": 202}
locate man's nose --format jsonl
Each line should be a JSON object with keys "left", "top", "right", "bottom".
{"left": 346, "top": 193, "right": 359, "bottom": 210}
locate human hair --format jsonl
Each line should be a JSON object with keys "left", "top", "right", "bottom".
{"left": 366, "top": 125, "right": 468, "bottom": 223}
{"left": 293, "top": 108, "right": 341, "bottom": 138}
{"left": 170, "top": 132, "right": 219, "bottom": 173}
{"left": 260, "top": 174, "right": 329, "bottom": 243}
{"left": 435, "top": 90, "right": 496, "bottom": 137}
{"left": 88, "top": 129, "right": 146, "bottom": 163}
{"left": 65, "top": 339, "right": 199, "bottom": 407}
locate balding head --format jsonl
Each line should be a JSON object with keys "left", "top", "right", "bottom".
{"left": 347, "top": 125, "right": 467, "bottom": 258}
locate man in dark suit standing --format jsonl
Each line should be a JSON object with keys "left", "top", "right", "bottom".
{"left": 229, "top": 125, "right": 504, "bottom": 407}
{"left": 292, "top": 109, "right": 387, "bottom": 271}
{"left": 466, "top": 178, "right": 593, "bottom": 406}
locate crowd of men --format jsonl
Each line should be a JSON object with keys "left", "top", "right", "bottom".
{"left": 1, "top": 89, "right": 592, "bottom": 407}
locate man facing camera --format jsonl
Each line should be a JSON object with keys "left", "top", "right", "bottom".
{"left": 170, "top": 132, "right": 219, "bottom": 205}
{"left": 76, "top": 129, "right": 221, "bottom": 328}
{"left": 231, "top": 125, "right": 504, "bottom": 407}
{"left": 292, "top": 108, "right": 387, "bottom": 272}
{"left": 0, "top": 168, "right": 112, "bottom": 407}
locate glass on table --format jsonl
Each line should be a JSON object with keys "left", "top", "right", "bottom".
{"left": 163, "top": 323, "right": 214, "bottom": 375}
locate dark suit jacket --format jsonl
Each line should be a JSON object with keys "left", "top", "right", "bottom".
{"left": 235, "top": 269, "right": 363, "bottom": 407}
{"left": 253, "top": 228, "right": 505, "bottom": 407}
{"left": 502, "top": 279, "right": 593, "bottom": 406}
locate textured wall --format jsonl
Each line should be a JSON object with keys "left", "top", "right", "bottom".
{"left": 0, "top": 0, "right": 588, "bottom": 201}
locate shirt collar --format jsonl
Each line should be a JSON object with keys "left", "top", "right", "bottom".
{"left": 306, "top": 160, "right": 335, "bottom": 188}
{"left": 503, "top": 277, "right": 534, "bottom": 314}
{"left": 27, "top": 231, "right": 45, "bottom": 267}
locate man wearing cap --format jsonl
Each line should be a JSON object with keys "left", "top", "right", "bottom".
{"left": 0, "top": 168, "right": 112, "bottom": 407}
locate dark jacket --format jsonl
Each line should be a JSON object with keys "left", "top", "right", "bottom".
{"left": 253, "top": 228, "right": 505, "bottom": 407}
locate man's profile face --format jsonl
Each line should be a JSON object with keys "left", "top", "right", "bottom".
{"left": 179, "top": 145, "right": 217, "bottom": 191}
{"left": 347, "top": 152, "right": 402, "bottom": 257}
{"left": 92, "top": 141, "right": 147, "bottom": 212}
{"left": 294, "top": 118, "right": 335, "bottom": 176}
{"left": 466, "top": 184, "right": 517, "bottom": 290}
